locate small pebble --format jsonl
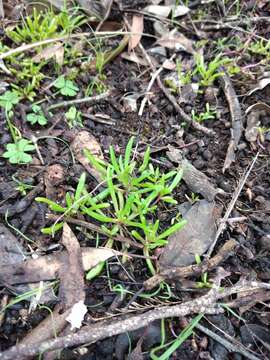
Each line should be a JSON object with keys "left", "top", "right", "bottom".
{"left": 202, "top": 149, "right": 212, "bottom": 161}
{"left": 193, "top": 158, "right": 205, "bottom": 170}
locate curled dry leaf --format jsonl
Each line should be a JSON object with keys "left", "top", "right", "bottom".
{"left": 33, "top": 43, "right": 64, "bottom": 66}
{"left": 128, "top": 15, "right": 144, "bottom": 52}
{"left": 156, "top": 29, "right": 194, "bottom": 54}
{"left": 71, "top": 130, "right": 103, "bottom": 182}
{"left": 248, "top": 77, "right": 270, "bottom": 96}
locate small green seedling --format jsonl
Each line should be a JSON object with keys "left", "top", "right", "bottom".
{"left": 6, "top": 7, "right": 85, "bottom": 44}
{"left": 37, "top": 137, "right": 186, "bottom": 275}
{"left": 194, "top": 254, "right": 212, "bottom": 289}
{"left": 65, "top": 106, "right": 83, "bottom": 128}
{"left": 26, "top": 105, "right": 48, "bottom": 126}
{"left": 54, "top": 76, "right": 79, "bottom": 96}
{"left": 0, "top": 90, "right": 20, "bottom": 111}
{"left": 194, "top": 54, "right": 230, "bottom": 87}
{"left": 3, "top": 138, "right": 35, "bottom": 164}
{"left": 191, "top": 103, "right": 216, "bottom": 123}
{"left": 249, "top": 39, "right": 270, "bottom": 59}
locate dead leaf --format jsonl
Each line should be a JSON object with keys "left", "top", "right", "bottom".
{"left": 59, "top": 223, "right": 85, "bottom": 308}
{"left": 246, "top": 102, "right": 270, "bottom": 114}
{"left": 156, "top": 30, "right": 194, "bottom": 54}
{"left": 66, "top": 300, "right": 88, "bottom": 330}
{"left": 0, "top": 247, "right": 116, "bottom": 285}
{"left": 159, "top": 200, "right": 219, "bottom": 268}
{"left": 144, "top": 4, "right": 189, "bottom": 18}
{"left": 121, "top": 52, "right": 149, "bottom": 66}
{"left": 128, "top": 15, "right": 144, "bottom": 52}
{"left": 248, "top": 77, "right": 270, "bottom": 96}
{"left": 33, "top": 43, "right": 64, "bottom": 66}
{"left": 71, "top": 130, "right": 103, "bottom": 182}
{"left": 44, "top": 163, "right": 65, "bottom": 200}
{"left": 245, "top": 111, "right": 260, "bottom": 143}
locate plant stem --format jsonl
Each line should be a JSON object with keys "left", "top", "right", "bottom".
{"left": 5, "top": 110, "right": 17, "bottom": 143}
{"left": 143, "top": 246, "right": 156, "bottom": 276}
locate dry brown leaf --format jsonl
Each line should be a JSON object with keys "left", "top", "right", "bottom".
{"left": 33, "top": 43, "right": 64, "bottom": 65}
{"left": 71, "top": 130, "right": 103, "bottom": 181}
{"left": 44, "top": 163, "right": 65, "bottom": 200}
{"left": 157, "top": 30, "right": 194, "bottom": 54}
{"left": 121, "top": 52, "right": 149, "bottom": 66}
{"left": 128, "top": 15, "right": 144, "bottom": 52}
{"left": 159, "top": 200, "right": 219, "bottom": 268}
{"left": 0, "top": 247, "right": 116, "bottom": 285}
{"left": 59, "top": 223, "right": 85, "bottom": 308}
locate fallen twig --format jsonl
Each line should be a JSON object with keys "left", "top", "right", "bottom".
{"left": 219, "top": 69, "right": 243, "bottom": 172}
{"left": 1, "top": 279, "right": 269, "bottom": 360}
{"left": 144, "top": 239, "right": 237, "bottom": 290}
{"left": 196, "top": 323, "right": 261, "bottom": 360}
{"left": 206, "top": 152, "right": 259, "bottom": 258}
{"left": 47, "top": 91, "right": 111, "bottom": 110}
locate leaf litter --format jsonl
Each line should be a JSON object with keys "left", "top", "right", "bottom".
{"left": 0, "top": 0, "right": 270, "bottom": 359}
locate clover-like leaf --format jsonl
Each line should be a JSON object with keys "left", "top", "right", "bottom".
{"left": 26, "top": 105, "right": 47, "bottom": 126}
{"left": 54, "top": 76, "right": 79, "bottom": 97}
{"left": 3, "top": 138, "right": 35, "bottom": 164}
{"left": 0, "top": 90, "right": 20, "bottom": 111}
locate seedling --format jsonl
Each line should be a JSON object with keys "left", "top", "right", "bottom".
{"left": 194, "top": 54, "right": 230, "bottom": 87}
{"left": 37, "top": 138, "right": 186, "bottom": 275}
{"left": 150, "top": 314, "right": 203, "bottom": 359}
{"left": 54, "top": 76, "right": 79, "bottom": 96}
{"left": 6, "top": 7, "right": 85, "bottom": 44}
{"left": 65, "top": 106, "right": 83, "bottom": 128}
{"left": 0, "top": 90, "right": 20, "bottom": 111}
{"left": 194, "top": 254, "right": 212, "bottom": 289}
{"left": 0, "top": 90, "right": 35, "bottom": 165}
{"left": 26, "top": 105, "right": 48, "bottom": 126}
{"left": 3, "top": 138, "right": 35, "bottom": 164}
{"left": 191, "top": 103, "right": 216, "bottom": 123}
{"left": 249, "top": 39, "right": 270, "bottom": 60}
{"left": 12, "top": 175, "right": 34, "bottom": 195}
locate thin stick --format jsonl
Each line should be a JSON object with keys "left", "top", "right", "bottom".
{"left": 206, "top": 152, "right": 259, "bottom": 258}
{"left": 138, "top": 55, "right": 176, "bottom": 116}
{"left": 196, "top": 324, "right": 261, "bottom": 360}
{"left": 1, "top": 280, "right": 269, "bottom": 360}
{"left": 47, "top": 91, "right": 110, "bottom": 110}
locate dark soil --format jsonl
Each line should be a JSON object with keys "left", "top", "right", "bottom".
{"left": 0, "top": 0, "right": 270, "bottom": 359}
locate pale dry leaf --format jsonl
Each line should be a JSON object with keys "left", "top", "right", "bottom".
{"left": 33, "top": 43, "right": 64, "bottom": 65}
{"left": 60, "top": 223, "right": 85, "bottom": 307}
{"left": 157, "top": 30, "right": 194, "bottom": 53}
{"left": 159, "top": 200, "right": 219, "bottom": 268}
{"left": 66, "top": 300, "right": 88, "bottom": 330}
{"left": 71, "top": 130, "right": 103, "bottom": 181}
{"left": 144, "top": 4, "right": 189, "bottom": 18}
{"left": 128, "top": 15, "right": 144, "bottom": 52}
{"left": 172, "top": 5, "right": 190, "bottom": 17}
{"left": 144, "top": 5, "right": 172, "bottom": 17}
{"left": 245, "top": 110, "right": 261, "bottom": 143}
{"left": 0, "top": 247, "right": 116, "bottom": 284}
{"left": 248, "top": 77, "right": 270, "bottom": 96}
{"left": 121, "top": 52, "right": 149, "bottom": 66}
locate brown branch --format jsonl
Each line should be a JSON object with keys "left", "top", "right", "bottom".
{"left": 46, "top": 214, "right": 143, "bottom": 249}
{"left": 218, "top": 69, "right": 243, "bottom": 172}
{"left": 144, "top": 238, "right": 238, "bottom": 290}
{"left": 1, "top": 279, "right": 269, "bottom": 360}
